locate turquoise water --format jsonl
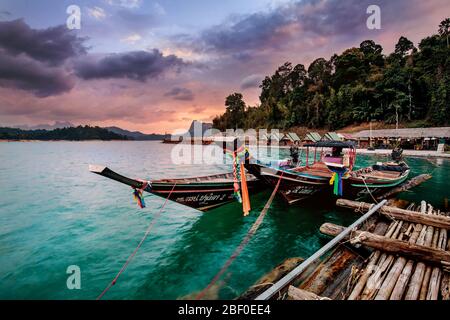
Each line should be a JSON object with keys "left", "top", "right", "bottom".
{"left": 0, "top": 141, "right": 449, "bottom": 299}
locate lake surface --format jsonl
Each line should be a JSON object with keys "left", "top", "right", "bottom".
{"left": 0, "top": 141, "right": 449, "bottom": 299}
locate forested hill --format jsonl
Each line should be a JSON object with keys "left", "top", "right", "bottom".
{"left": 213, "top": 18, "right": 450, "bottom": 131}
{"left": 0, "top": 126, "right": 129, "bottom": 141}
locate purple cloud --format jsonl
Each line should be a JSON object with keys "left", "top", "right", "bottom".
{"left": 0, "top": 19, "right": 86, "bottom": 66}
{"left": 164, "top": 87, "right": 194, "bottom": 101}
{"left": 173, "top": 0, "right": 427, "bottom": 59}
{"left": 75, "top": 49, "right": 187, "bottom": 81}
{"left": 0, "top": 51, "right": 74, "bottom": 97}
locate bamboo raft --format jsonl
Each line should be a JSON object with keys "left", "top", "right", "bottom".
{"left": 239, "top": 197, "right": 450, "bottom": 300}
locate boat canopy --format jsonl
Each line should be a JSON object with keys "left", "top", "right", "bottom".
{"left": 304, "top": 141, "right": 356, "bottom": 148}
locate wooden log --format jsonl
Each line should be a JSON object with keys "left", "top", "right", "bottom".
{"left": 391, "top": 201, "right": 427, "bottom": 300}
{"left": 389, "top": 223, "right": 424, "bottom": 300}
{"left": 320, "top": 223, "right": 450, "bottom": 265}
{"left": 238, "top": 257, "right": 304, "bottom": 299}
{"left": 419, "top": 205, "right": 436, "bottom": 300}
{"left": 299, "top": 248, "right": 357, "bottom": 296}
{"left": 360, "top": 221, "right": 406, "bottom": 300}
{"left": 404, "top": 215, "right": 436, "bottom": 300}
{"left": 347, "top": 221, "right": 398, "bottom": 300}
{"left": 336, "top": 199, "right": 450, "bottom": 229}
{"left": 427, "top": 219, "right": 448, "bottom": 300}
{"left": 288, "top": 286, "right": 330, "bottom": 300}
{"left": 391, "top": 203, "right": 428, "bottom": 300}
{"left": 375, "top": 220, "right": 424, "bottom": 300}
{"left": 376, "top": 174, "right": 432, "bottom": 200}
{"left": 362, "top": 250, "right": 395, "bottom": 300}
{"left": 320, "top": 221, "right": 403, "bottom": 300}
{"left": 441, "top": 273, "right": 450, "bottom": 300}
{"left": 426, "top": 268, "right": 442, "bottom": 300}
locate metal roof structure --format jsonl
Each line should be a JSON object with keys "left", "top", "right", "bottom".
{"left": 304, "top": 132, "right": 322, "bottom": 142}
{"left": 323, "top": 132, "right": 342, "bottom": 141}
{"left": 259, "top": 131, "right": 280, "bottom": 141}
{"left": 352, "top": 127, "right": 450, "bottom": 139}
{"left": 288, "top": 132, "right": 301, "bottom": 141}
{"left": 281, "top": 132, "right": 301, "bottom": 141}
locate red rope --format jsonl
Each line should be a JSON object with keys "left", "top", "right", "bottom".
{"left": 97, "top": 183, "right": 177, "bottom": 300}
{"left": 195, "top": 172, "right": 284, "bottom": 300}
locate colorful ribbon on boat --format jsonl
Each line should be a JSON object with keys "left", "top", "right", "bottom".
{"left": 240, "top": 164, "right": 251, "bottom": 216}
{"left": 232, "top": 152, "right": 242, "bottom": 203}
{"left": 133, "top": 189, "right": 146, "bottom": 208}
{"left": 329, "top": 169, "right": 345, "bottom": 196}
{"left": 225, "top": 146, "right": 252, "bottom": 213}
{"left": 132, "top": 181, "right": 149, "bottom": 209}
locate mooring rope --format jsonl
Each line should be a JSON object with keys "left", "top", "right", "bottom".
{"left": 195, "top": 172, "right": 284, "bottom": 300}
{"left": 97, "top": 183, "right": 177, "bottom": 300}
{"left": 360, "top": 175, "right": 378, "bottom": 204}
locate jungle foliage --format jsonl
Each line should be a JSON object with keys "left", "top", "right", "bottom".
{"left": 213, "top": 19, "right": 450, "bottom": 131}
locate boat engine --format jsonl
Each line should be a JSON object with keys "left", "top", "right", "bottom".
{"left": 290, "top": 145, "right": 300, "bottom": 165}
{"left": 391, "top": 147, "right": 403, "bottom": 162}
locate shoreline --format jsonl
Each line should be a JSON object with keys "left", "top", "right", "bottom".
{"left": 2, "top": 139, "right": 449, "bottom": 159}
{"left": 0, "top": 139, "right": 157, "bottom": 142}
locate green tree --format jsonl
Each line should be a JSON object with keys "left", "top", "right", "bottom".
{"left": 395, "top": 36, "right": 415, "bottom": 57}
{"left": 439, "top": 18, "right": 450, "bottom": 48}
{"left": 211, "top": 19, "right": 449, "bottom": 132}
{"left": 224, "top": 93, "right": 246, "bottom": 129}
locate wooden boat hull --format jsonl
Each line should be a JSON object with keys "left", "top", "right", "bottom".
{"left": 245, "top": 161, "right": 411, "bottom": 204}
{"left": 89, "top": 165, "right": 265, "bottom": 211}
{"left": 245, "top": 163, "right": 330, "bottom": 204}
{"left": 149, "top": 181, "right": 257, "bottom": 211}
{"left": 344, "top": 169, "right": 410, "bottom": 199}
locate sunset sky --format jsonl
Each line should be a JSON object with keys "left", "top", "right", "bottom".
{"left": 0, "top": 0, "right": 448, "bottom": 133}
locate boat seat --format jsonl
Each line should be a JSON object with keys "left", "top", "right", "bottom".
{"left": 362, "top": 170, "right": 402, "bottom": 179}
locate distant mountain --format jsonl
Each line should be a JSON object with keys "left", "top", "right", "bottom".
{"left": 17, "top": 121, "right": 75, "bottom": 130}
{"left": 105, "top": 126, "right": 166, "bottom": 140}
{"left": 4, "top": 123, "right": 169, "bottom": 141}
{"left": 187, "top": 120, "right": 213, "bottom": 137}
{"left": 0, "top": 125, "right": 128, "bottom": 141}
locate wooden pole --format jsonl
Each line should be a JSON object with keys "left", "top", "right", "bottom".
{"left": 419, "top": 205, "right": 436, "bottom": 299}
{"left": 426, "top": 210, "right": 448, "bottom": 300}
{"left": 336, "top": 199, "right": 450, "bottom": 229}
{"left": 376, "top": 174, "right": 432, "bottom": 200}
{"left": 319, "top": 223, "right": 450, "bottom": 265}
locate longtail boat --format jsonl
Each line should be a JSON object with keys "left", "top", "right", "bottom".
{"left": 244, "top": 142, "right": 410, "bottom": 204}
{"left": 89, "top": 165, "right": 265, "bottom": 211}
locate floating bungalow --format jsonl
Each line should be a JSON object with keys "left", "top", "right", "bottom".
{"left": 280, "top": 133, "right": 301, "bottom": 146}
{"left": 302, "top": 132, "right": 322, "bottom": 146}
{"left": 260, "top": 131, "right": 281, "bottom": 145}
{"left": 322, "top": 132, "right": 342, "bottom": 141}
{"left": 351, "top": 127, "right": 450, "bottom": 151}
